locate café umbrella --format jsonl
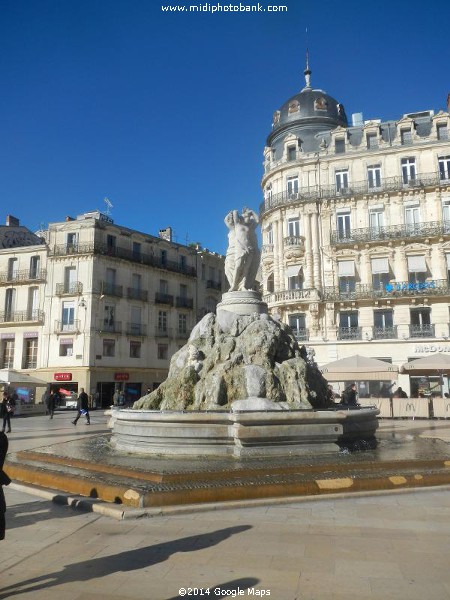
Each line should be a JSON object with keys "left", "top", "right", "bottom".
{"left": 321, "top": 355, "right": 398, "bottom": 381}
{"left": 401, "top": 353, "right": 450, "bottom": 374}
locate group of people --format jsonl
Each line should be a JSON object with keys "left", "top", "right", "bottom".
{"left": 327, "top": 383, "right": 410, "bottom": 406}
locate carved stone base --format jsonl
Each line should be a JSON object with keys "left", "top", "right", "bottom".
{"left": 216, "top": 290, "right": 268, "bottom": 317}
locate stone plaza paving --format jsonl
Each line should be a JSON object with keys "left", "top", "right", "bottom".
{"left": 2, "top": 413, "right": 450, "bottom": 599}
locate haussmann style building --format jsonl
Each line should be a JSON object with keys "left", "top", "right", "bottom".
{"left": 260, "top": 61, "right": 450, "bottom": 398}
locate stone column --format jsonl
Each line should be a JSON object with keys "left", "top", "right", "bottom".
{"left": 276, "top": 216, "right": 284, "bottom": 291}
{"left": 394, "top": 246, "right": 409, "bottom": 282}
{"left": 311, "top": 210, "right": 322, "bottom": 292}
{"left": 359, "top": 248, "right": 371, "bottom": 285}
{"left": 303, "top": 211, "right": 313, "bottom": 289}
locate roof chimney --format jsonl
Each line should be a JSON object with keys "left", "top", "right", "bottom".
{"left": 159, "top": 227, "right": 172, "bottom": 242}
{"left": 6, "top": 215, "right": 20, "bottom": 227}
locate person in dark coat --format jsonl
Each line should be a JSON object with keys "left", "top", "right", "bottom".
{"left": 1, "top": 392, "right": 12, "bottom": 433}
{"left": 340, "top": 383, "right": 358, "bottom": 406}
{"left": 0, "top": 431, "right": 11, "bottom": 540}
{"left": 72, "top": 388, "right": 90, "bottom": 425}
{"left": 48, "top": 390, "right": 59, "bottom": 419}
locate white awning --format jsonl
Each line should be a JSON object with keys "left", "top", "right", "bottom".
{"left": 285, "top": 265, "right": 302, "bottom": 278}
{"left": 371, "top": 257, "right": 390, "bottom": 274}
{"left": 446, "top": 254, "right": 450, "bottom": 269}
{"left": 407, "top": 255, "right": 427, "bottom": 272}
{"left": 338, "top": 260, "right": 355, "bottom": 277}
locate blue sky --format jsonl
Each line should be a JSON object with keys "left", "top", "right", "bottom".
{"left": 1, "top": 0, "right": 449, "bottom": 255}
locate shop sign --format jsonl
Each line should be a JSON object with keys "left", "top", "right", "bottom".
{"left": 415, "top": 345, "right": 450, "bottom": 354}
{"left": 114, "top": 372, "right": 129, "bottom": 381}
{"left": 54, "top": 372, "right": 72, "bottom": 381}
{"left": 385, "top": 281, "right": 436, "bottom": 293}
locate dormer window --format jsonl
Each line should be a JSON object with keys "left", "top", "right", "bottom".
{"left": 273, "top": 111, "right": 280, "bottom": 125}
{"left": 288, "top": 100, "right": 299, "bottom": 114}
{"left": 437, "top": 124, "right": 448, "bottom": 140}
{"left": 335, "top": 138, "right": 345, "bottom": 154}
{"left": 287, "top": 146, "right": 296, "bottom": 161}
{"left": 367, "top": 133, "right": 378, "bottom": 149}
{"left": 401, "top": 129, "right": 412, "bottom": 145}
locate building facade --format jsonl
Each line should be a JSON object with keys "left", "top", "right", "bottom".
{"left": 0, "top": 211, "right": 225, "bottom": 406}
{"left": 260, "top": 65, "right": 450, "bottom": 397}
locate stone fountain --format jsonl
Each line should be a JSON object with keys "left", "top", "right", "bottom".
{"left": 111, "top": 208, "right": 378, "bottom": 457}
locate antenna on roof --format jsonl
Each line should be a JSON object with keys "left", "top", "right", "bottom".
{"left": 304, "top": 28, "right": 312, "bottom": 89}
{"left": 104, "top": 197, "right": 113, "bottom": 216}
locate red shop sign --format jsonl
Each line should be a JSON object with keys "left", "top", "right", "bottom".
{"left": 114, "top": 372, "right": 129, "bottom": 381}
{"left": 54, "top": 372, "right": 72, "bottom": 381}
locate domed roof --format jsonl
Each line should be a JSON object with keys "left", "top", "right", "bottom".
{"left": 267, "top": 64, "right": 348, "bottom": 146}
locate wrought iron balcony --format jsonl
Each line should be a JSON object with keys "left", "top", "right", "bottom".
{"left": 176, "top": 296, "right": 193, "bottom": 309}
{"left": 126, "top": 323, "right": 147, "bottom": 336}
{"left": 262, "top": 244, "right": 274, "bottom": 254}
{"left": 101, "top": 282, "right": 123, "bottom": 298}
{"left": 155, "top": 292, "right": 174, "bottom": 306}
{"left": 95, "top": 321, "right": 122, "bottom": 334}
{"left": 0, "top": 269, "right": 47, "bottom": 284}
{"left": 331, "top": 221, "right": 450, "bottom": 246}
{"left": 51, "top": 243, "right": 197, "bottom": 277}
{"left": 324, "top": 280, "right": 450, "bottom": 302}
{"left": 373, "top": 326, "right": 398, "bottom": 340}
{"left": 155, "top": 326, "right": 172, "bottom": 338}
{"left": 338, "top": 326, "right": 362, "bottom": 340}
{"left": 0, "top": 310, "right": 45, "bottom": 324}
{"left": 127, "top": 287, "right": 148, "bottom": 301}
{"left": 55, "top": 281, "right": 83, "bottom": 296}
{"left": 292, "top": 328, "right": 309, "bottom": 342}
{"left": 54, "top": 319, "right": 80, "bottom": 334}
{"left": 260, "top": 170, "right": 449, "bottom": 215}
{"left": 409, "top": 324, "right": 435, "bottom": 338}
{"left": 206, "top": 280, "right": 222, "bottom": 290}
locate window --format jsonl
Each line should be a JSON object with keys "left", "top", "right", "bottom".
{"left": 180, "top": 255, "right": 187, "bottom": 269}
{"left": 367, "top": 134, "right": 378, "bottom": 149}
{"left": 28, "top": 287, "right": 39, "bottom": 319}
{"left": 161, "top": 249, "right": 167, "bottom": 266}
{"left": 265, "top": 224, "right": 273, "bottom": 245}
{"left": 444, "top": 202, "right": 450, "bottom": 232}
{"left": 335, "top": 138, "right": 345, "bottom": 154}
{"left": 287, "top": 267, "right": 303, "bottom": 290}
{"left": 1, "top": 339, "right": 14, "bottom": 368}
{"left": 401, "top": 157, "right": 416, "bottom": 183}
{"left": 106, "top": 234, "right": 116, "bottom": 253}
{"left": 404, "top": 204, "right": 420, "bottom": 233}
{"left": 5, "top": 288, "right": 16, "bottom": 320}
{"left": 132, "top": 241, "right": 141, "bottom": 260}
{"left": 67, "top": 232, "right": 78, "bottom": 250}
{"left": 287, "top": 177, "right": 299, "bottom": 196}
{"left": 336, "top": 212, "right": 351, "bottom": 240}
{"left": 439, "top": 156, "right": 450, "bottom": 181}
{"left": 7, "top": 258, "right": 18, "bottom": 281}
{"left": 335, "top": 170, "right": 349, "bottom": 192}
{"left": 338, "top": 261, "right": 356, "bottom": 293}
{"left": 179, "top": 284, "right": 188, "bottom": 299}
{"left": 24, "top": 338, "right": 38, "bottom": 369}
{"left": 29, "top": 256, "right": 40, "bottom": 279}
{"left": 178, "top": 313, "right": 187, "bottom": 334}
{"left": 59, "top": 339, "right": 73, "bottom": 357}
{"left": 437, "top": 124, "right": 448, "bottom": 141}
{"left": 266, "top": 273, "right": 274, "bottom": 293}
{"left": 369, "top": 207, "right": 384, "bottom": 230}
{"left": 401, "top": 129, "right": 412, "bottom": 145}
{"left": 371, "top": 258, "right": 390, "bottom": 290}
{"left": 407, "top": 255, "right": 427, "bottom": 284}
{"left": 367, "top": 165, "right": 382, "bottom": 189}
{"left": 288, "top": 146, "right": 296, "bottom": 161}
{"left": 374, "top": 310, "right": 393, "bottom": 329}
{"left": 159, "top": 279, "right": 168, "bottom": 295}
{"left": 130, "top": 306, "right": 141, "bottom": 335}
{"left": 104, "top": 304, "right": 115, "bottom": 331}
{"left": 131, "top": 273, "right": 141, "bottom": 291}
{"left": 339, "top": 312, "right": 359, "bottom": 339}
{"left": 64, "top": 267, "right": 77, "bottom": 293}
{"left": 158, "top": 311, "right": 168, "bottom": 332}
{"left": 103, "top": 339, "right": 115, "bottom": 357}
{"left": 157, "top": 344, "right": 168, "bottom": 360}
{"left": 288, "top": 314, "right": 307, "bottom": 340}
{"left": 410, "top": 308, "right": 433, "bottom": 338}
{"left": 62, "top": 301, "right": 75, "bottom": 331}
{"left": 130, "top": 341, "right": 141, "bottom": 358}
{"left": 265, "top": 185, "right": 272, "bottom": 200}
{"left": 287, "top": 218, "right": 300, "bottom": 237}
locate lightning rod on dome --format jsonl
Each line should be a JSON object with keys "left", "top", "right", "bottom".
{"left": 304, "top": 27, "right": 311, "bottom": 89}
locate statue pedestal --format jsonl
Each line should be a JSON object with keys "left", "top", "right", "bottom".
{"left": 216, "top": 291, "right": 268, "bottom": 318}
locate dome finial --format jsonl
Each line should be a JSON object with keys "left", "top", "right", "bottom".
{"left": 304, "top": 29, "right": 312, "bottom": 89}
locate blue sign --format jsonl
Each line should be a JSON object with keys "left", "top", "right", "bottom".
{"left": 385, "top": 281, "right": 436, "bottom": 293}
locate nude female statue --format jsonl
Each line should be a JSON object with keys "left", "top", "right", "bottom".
{"left": 224, "top": 208, "right": 260, "bottom": 291}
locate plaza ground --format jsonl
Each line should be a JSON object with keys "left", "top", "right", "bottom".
{"left": 1, "top": 413, "right": 450, "bottom": 600}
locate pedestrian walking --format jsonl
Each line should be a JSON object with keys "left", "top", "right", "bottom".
{"left": 1, "top": 392, "right": 13, "bottom": 433}
{"left": 72, "top": 388, "right": 90, "bottom": 425}
{"left": 0, "top": 431, "right": 11, "bottom": 540}
{"left": 48, "top": 389, "right": 59, "bottom": 419}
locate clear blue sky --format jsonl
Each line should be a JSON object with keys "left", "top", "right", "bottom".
{"left": 1, "top": 0, "right": 449, "bottom": 255}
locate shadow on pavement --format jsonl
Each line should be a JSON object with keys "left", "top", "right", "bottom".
{"left": 0, "top": 525, "right": 252, "bottom": 598}
{"left": 5, "top": 499, "right": 83, "bottom": 531}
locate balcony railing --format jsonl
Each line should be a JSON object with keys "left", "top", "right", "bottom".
{"left": 0, "top": 269, "right": 47, "bottom": 284}
{"left": 263, "top": 288, "right": 315, "bottom": 304}
{"left": 324, "top": 280, "right": 450, "bottom": 302}
{"left": 127, "top": 288, "right": 148, "bottom": 301}
{"left": 126, "top": 323, "right": 147, "bottom": 336}
{"left": 54, "top": 319, "right": 80, "bottom": 334}
{"left": 100, "top": 282, "right": 123, "bottom": 298}
{"left": 373, "top": 326, "right": 398, "bottom": 340}
{"left": 176, "top": 296, "right": 193, "bottom": 309}
{"left": 284, "top": 235, "right": 304, "bottom": 248}
{"left": 260, "top": 170, "right": 450, "bottom": 214}
{"left": 409, "top": 324, "right": 435, "bottom": 338}
{"left": 331, "top": 221, "right": 450, "bottom": 245}
{"left": 52, "top": 243, "right": 197, "bottom": 277}
{"left": 206, "top": 280, "right": 222, "bottom": 290}
{"left": 338, "top": 326, "right": 362, "bottom": 340}
{"left": 262, "top": 244, "right": 274, "bottom": 254}
{"left": 55, "top": 281, "right": 83, "bottom": 296}
{"left": 155, "top": 326, "right": 172, "bottom": 338}
{"left": 291, "top": 328, "right": 309, "bottom": 341}
{"left": 95, "top": 321, "right": 122, "bottom": 334}
{"left": 155, "top": 292, "right": 174, "bottom": 306}
{"left": 0, "top": 310, "right": 45, "bottom": 324}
